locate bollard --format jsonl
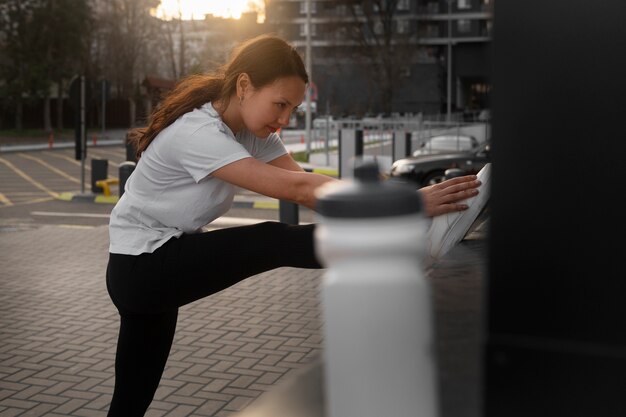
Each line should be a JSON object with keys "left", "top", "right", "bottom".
{"left": 279, "top": 167, "right": 313, "bottom": 224}
{"left": 91, "top": 158, "right": 108, "bottom": 193}
{"left": 279, "top": 200, "right": 299, "bottom": 225}
{"left": 393, "top": 131, "right": 412, "bottom": 161}
{"left": 314, "top": 159, "right": 438, "bottom": 417}
{"left": 125, "top": 131, "right": 138, "bottom": 162}
{"left": 118, "top": 161, "right": 136, "bottom": 197}
{"left": 338, "top": 129, "right": 363, "bottom": 179}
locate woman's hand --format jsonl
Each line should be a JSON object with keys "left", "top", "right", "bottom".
{"left": 419, "top": 175, "right": 481, "bottom": 217}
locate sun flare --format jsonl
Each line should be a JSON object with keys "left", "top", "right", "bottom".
{"left": 154, "top": 0, "right": 264, "bottom": 22}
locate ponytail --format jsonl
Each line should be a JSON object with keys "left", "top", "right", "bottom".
{"left": 129, "top": 75, "right": 224, "bottom": 160}
{"left": 130, "top": 34, "right": 308, "bottom": 160}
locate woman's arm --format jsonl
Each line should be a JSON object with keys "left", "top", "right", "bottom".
{"left": 213, "top": 155, "right": 481, "bottom": 216}
{"left": 212, "top": 157, "right": 337, "bottom": 210}
{"left": 267, "top": 153, "right": 305, "bottom": 172}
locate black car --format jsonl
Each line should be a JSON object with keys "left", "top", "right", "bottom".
{"left": 389, "top": 141, "right": 491, "bottom": 187}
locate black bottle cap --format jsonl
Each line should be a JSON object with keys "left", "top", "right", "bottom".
{"left": 315, "top": 159, "right": 423, "bottom": 218}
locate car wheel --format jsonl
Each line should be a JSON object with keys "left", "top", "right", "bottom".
{"left": 423, "top": 170, "right": 447, "bottom": 186}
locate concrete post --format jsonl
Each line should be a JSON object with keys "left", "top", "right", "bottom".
{"left": 338, "top": 129, "right": 363, "bottom": 179}
{"left": 393, "top": 131, "right": 412, "bottom": 161}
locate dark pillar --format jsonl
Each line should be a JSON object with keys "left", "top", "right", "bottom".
{"left": 90, "top": 159, "right": 108, "bottom": 193}
{"left": 125, "top": 131, "right": 138, "bottom": 163}
{"left": 118, "top": 161, "right": 136, "bottom": 197}
{"left": 279, "top": 200, "right": 299, "bottom": 225}
{"left": 485, "top": 1, "right": 626, "bottom": 416}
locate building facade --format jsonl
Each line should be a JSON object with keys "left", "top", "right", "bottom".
{"left": 265, "top": 0, "right": 492, "bottom": 117}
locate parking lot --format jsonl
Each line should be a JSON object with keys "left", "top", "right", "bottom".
{"left": 0, "top": 145, "right": 319, "bottom": 231}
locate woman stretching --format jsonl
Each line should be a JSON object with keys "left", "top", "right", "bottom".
{"left": 105, "top": 34, "right": 481, "bottom": 416}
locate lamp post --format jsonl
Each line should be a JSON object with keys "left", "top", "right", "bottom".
{"left": 305, "top": 0, "right": 312, "bottom": 157}
{"left": 447, "top": 0, "right": 453, "bottom": 122}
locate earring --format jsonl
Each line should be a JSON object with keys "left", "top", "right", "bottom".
{"left": 239, "top": 95, "right": 243, "bottom": 105}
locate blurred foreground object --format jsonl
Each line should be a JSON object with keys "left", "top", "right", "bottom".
{"left": 314, "top": 160, "right": 439, "bottom": 417}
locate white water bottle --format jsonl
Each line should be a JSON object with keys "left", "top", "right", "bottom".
{"left": 314, "top": 160, "right": 439, "bottom": 417}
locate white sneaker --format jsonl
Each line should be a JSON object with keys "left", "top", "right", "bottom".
{"left": 423, "top": 163, "right": 491, "bottom": 269}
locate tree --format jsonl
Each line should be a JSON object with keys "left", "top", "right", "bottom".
{"left": 0, "top": 0, "right": 46, "bottom": 130}
{"left": 156, "top": 4, "right": 187, "bottom": 80}
{"left": 90, "top": 0, "right": 160, "bottom": 125}
{"left": 0, "top": 0, "right": 90, "bottom": 131}
{"left": 324, "top": 0, "right": 419, "bottom": 115}
{"left": 33, "top": 0, "right": 91, "bottom": 131}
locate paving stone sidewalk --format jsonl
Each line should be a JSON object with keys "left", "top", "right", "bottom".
{"left": 0, "top": 225, "right": 325, "bottom": 416}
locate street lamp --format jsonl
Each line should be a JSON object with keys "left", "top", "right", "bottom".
{"left": 305, "top": 0, "right": 312, "bottom": 156}
{"left": 446, "top": 0, "right": 453, "bottom": 122}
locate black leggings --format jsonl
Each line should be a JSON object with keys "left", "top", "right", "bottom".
{"left": 105, "top": 221, "right": 321, "bottom": 416}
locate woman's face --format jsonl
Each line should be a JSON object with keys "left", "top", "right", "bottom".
{"left": 240, "top": 75, "right": 306, "bottom": 138}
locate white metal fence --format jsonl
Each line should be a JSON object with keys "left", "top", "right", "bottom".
{"left": 305, "top": 114, "right": 491, "bottom": 154}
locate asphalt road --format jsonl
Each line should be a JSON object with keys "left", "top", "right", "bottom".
{"left": 0, "top": 145, "right": 317, "bottom": 232}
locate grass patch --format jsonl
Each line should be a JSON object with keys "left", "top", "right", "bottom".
{"left": 290, "top": 146, "right": 341, "bottom": 163}
{"left": 290, "top": 150, "right": 309, "bottom": 162}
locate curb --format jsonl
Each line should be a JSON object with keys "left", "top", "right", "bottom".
{"left": 0, "top": 139, "right": 124, "bottom": 153}
{"left": 56, "top": 192, "right": 119, "bottom": 204}
{"left": 55, "top": 192, "right": 281, "bottom": 209}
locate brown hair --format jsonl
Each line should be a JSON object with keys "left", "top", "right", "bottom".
{"left": 129, "top": 34, "right": 308, "bottom": 159}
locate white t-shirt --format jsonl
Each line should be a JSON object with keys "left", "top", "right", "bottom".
{"left": 108, "top": 102, "right": 287, "bottom": 255}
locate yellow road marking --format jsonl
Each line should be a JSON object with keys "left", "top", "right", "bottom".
{"left": 31, "top": 211, "right": 111, "bottom": 218}
{"left": 0, "top": 191, "right": 51, "bottom": 196}
{"left": 88, "top": 150, "right": 122, "bottom": 167}
{"left": 0, "top": 196, "right": 56, "bottom": 209}
{"left": 44, "top": 151, "right": 90, "bottom": 169}
{"left": 56, "top": 224, "right": 96, "bottom": 230}
{"left": 18, "top": 153, "right": 80, "bottom": 184}
{"left": 0, "top": 192, "right": 13, "bottom": 206}
{"left": 25, "top": 197, "right": 56, "bottom": 206}
{"left": 0, "top": 157, "right": 59, "bottom": 198}
{"left": 56, "top": 192, "right": 74, "bottom": 201}
{"left": 46, "top": 150, "right": 122, "bottom": 171}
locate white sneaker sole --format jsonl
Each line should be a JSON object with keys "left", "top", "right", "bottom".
{"left": 424, "top": 163, "right": 491, "bottom": 268}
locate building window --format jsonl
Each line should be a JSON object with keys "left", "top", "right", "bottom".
{"left": 300, "top": 1, "right": 316, "bottom": 14}
{"left": 397, "top": 19, "right": 409, "bottom": 34}
{"left": 300, "top": 23, "right": 317, "bottom": 36}
{"left": 334, "top": 26, "right": 347, "bottom": 40}
{"left": 397, "top": 0, "right": 410, "bottom": 11}
{"left": 373, "top": 21, "right": 384, "bottom": 35}
{"left": 426, "top": 23, "right": 439, "bottom": 37}
{"left": 336, "top": 4, "right": 347, "bottom": 15}
{"left": 458, "top": 0, "right": 471, "bottom": 9}
{"left": 427, "top": 2, "right": 439, "bottom": 13}
{"left": 457, "top": 19, "right": 471, "bottom": 33}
